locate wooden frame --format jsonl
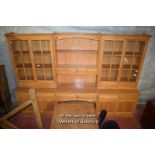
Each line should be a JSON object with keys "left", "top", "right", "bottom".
{"left": 0, "top": 89, "right": 42, "bottom": 129}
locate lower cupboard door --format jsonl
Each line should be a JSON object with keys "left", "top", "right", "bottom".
{"left": 99, "top": 100, "right": 117, "bottom": 113}
{"left": 117, "top": 101, "right": 135, "bottom": 113}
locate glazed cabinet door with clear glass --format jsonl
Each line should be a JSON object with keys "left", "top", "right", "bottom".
{"left": 98, "top": 35, "right": 150, "bottom": 89}
{"left": 6, "top": 34, "right": 56, "bottom": 88}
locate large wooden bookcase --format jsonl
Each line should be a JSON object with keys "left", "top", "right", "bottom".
{"left": 6, "top": 33, "right": 151, "bottom": 116}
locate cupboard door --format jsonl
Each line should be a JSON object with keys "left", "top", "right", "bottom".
{"left": 11, "top": 40, "right": 34, "bottom": 80}
{"left": 99, "top": 100, "right": 117, "bottom": 113}
{"left": 117, "top": 100, "right": 135, "bottom": 113}
{"left": 101, "top": 40, "right": 124, "bottom": 81}
{"left": 31, "top": 40, "right": 53, "bottom": 81}
{"left": 120, "top": 41, "right": 145, "bottom": 82}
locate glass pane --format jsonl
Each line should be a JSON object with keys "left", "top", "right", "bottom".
{"left": 122, "top": 56, "right": 132, "bottom": 69}
{"left": 32, "top": 40, "right": 41, "bottom": 54}
{"left": 112, "top": 56, "right": 121, "bottom": 69}
{"left": 14, "top": 55, "right": 23, "bottom": 68}
{"left": 102, "top": 56, "right": 111, "bottom": 69}
{"left": 129, "top": 70, "right": 138, "bottom": 81}
{"left": 135, "top": 41, "right": 145, "bottom": 55}
{"left": 17, "top": 69, "right": 26, "bottom": 80}
{"left": 22, "top": 55, "right": 31, "bottom": 67}
{"left": 34, "top": 55, "right": 42, "bottom": 66}
{"left": 109, "top": 70, "right": 118, "bottom": 81}
{"left": 12, "top": 40, "right": 20, "bottom": 53}
{"left": 113, "top": 41, "right": 123, "bottom": 55}
{"left": 20, "top": 40, "right": 29, "bottom": 54}
{"left": 104, "top": 40, "right": 114, "bottom": 55}
{"left": 120, "top": 70, "right": 130, "bottom": 81}
{"left": 101, "top": 69, "right": 109, "bottom": 81}
{"left": 43, "top": 55, "right": 52, "bottom": 68}
{"left": 45, "top": 69, "right": 53, "bottom": 80}
{"left": 125, "top": 41, "right": 136, "bottom": 55}
{"left": 36, "top": 68, "right": 45, "bottom": 80}
{"left": 41, "top": 40, "right": 50, "bottom": 54}
{"left": 25, "top": 69, "right": 34, "bottom": 80}
{"left": 132, "top": 56, "right": 142, "bottom": 69}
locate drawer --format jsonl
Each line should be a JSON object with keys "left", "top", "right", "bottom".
{"left": 77, "top": 68, "right": 97, "bottom": 74}
{"left": 119, "top": 94, "right": 139, "bottom": 100}
{"left": 99, "top": 94, "right": 119, "bottom": 100}
{"left": 56, "top": 68, "right": 76, "bottom": 74}
{"left": 77, "top": 94, "right": 97, "bottom": 102}
{"left": 56, "top": 93, "right": 77, "bottom": 101}
{"left": 87, "top": 68, "right": 97, "bottom": 74}
{"left": 76, "top": 68, "right": 87, "bottom": 74}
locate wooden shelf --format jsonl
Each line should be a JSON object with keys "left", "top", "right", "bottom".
{"left": 35, "top": 64, "right": 52, "bottom": 68}
{"left": 33, "top": 50, "right": 51, "bottom": 54}
{"left": 16, "top": 63, "right": 53, "bottom": 68}
{"left": 13, "top": 51, "right": 30, "bottom": 54}
{"left": 57, "top": 50, "right": 98, "bottom": 54}
{"left": 122, "top": 65, "right": 139, "bottom": 69}
{"left": 102, "top": 64, "right": 120, "bottom": 69}
{"left": 16, "top": 63, "right": 32, "bottom": 68}
{"left": 57, "top": 64, "right": 96, "bottom": 69}
{"left": 125, "top": 51, "right": 143, "bottom": 56}
{"left": 104, "top": 51, "right": 122, "bottom": 55}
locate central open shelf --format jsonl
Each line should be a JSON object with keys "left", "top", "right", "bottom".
{"left": 56, "top": 36, "right": 99, "bottom": 89}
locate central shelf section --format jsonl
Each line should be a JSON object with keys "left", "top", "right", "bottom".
{"left": 55, "top": 36, "right": 99, "bottom": 89}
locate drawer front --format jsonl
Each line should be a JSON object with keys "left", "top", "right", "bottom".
{"left": 76, "top": 68, "right": 97, "bottom": 74}
{"left": 99, "top": 94, "right": 119, "bottom": 100}
{"left": 56, "top": 68, "right": 76, "bottom": 74}
{"left": 56, "top": 93, "right": 77, "bottom": 101}
{"left": 76, "top": 68, "right": 87, "bottom": 74}
{"left": 119, "top": 94, "right": 139, "bottom": 100}
{"left": 77, "top": 94, "right": 97, "bottom": 102}
{"left": 87, "top": 68, "right": 97, "bottom": 74}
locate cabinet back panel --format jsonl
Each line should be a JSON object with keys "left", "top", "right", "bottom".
{"left": 56, "top": 38, "right": 98, "bottom": 50}
{"left": 57, "top": 53, "right": 97, "bottom": 65}
{"left": 57, "top": 75, "right": 96, "bottom": 88}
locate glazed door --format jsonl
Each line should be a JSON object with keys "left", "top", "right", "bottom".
{"left": 120, "top": 40, "right": 145, "bottom": 82}
{"left": 31, "top": 39, "right": 54, "bottom": 81}
{"left": 98, "top": 37, "right": 147, "bottom": 88}
{"left": 100, "top": 39, "right": 124, "bottom": 82}
{"left": 10, "top": 40, "right": 34, "bottom": 81}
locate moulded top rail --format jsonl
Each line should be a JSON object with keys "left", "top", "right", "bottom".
{"left": 5, "top": 33, "right": 151, "bottom": 40}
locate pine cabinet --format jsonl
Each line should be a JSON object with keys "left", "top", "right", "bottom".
{"left": 6, "top": 33, "right": 151, "bottom": 116}
{"left": 98, "top": 35, "right": 150, "bottom": 89}
{"left": 7, "top": 34, "right": 56, "bottom": 88}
